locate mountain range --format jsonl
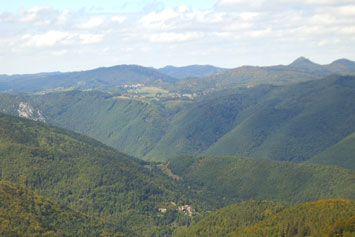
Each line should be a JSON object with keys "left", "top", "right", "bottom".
{"left": 0, "top": 111, "right": 354, "bottom": 235}
{"left": 1, "top": 57, "right": 354, "bottom": 94}
{"left": 1, "top": 73, "right": 353, "bottom": 166}
{"left": 0, "top": 57, "right": 354, "bottom": 236}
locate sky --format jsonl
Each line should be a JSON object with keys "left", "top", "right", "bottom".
{"left": 0, "top": 0, "right": 354, "bottom": 74}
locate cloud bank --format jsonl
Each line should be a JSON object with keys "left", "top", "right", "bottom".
{"left": 0, "top": 1, "right": 354, "bottom": 74}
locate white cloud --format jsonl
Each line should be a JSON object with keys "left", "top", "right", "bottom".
{"left": 216, "top": 0, "right": 355, "bottom": 10}
{"left": 79, "top": 34, "right": 104, "bottom": 44}
{"left": 223, "top": 22, "right": 253, "bottom": 31}
{"left": 22, "top": 31, "right": 70, "bottom": 47}
{"left": 1, "top": 3, "right": 355, "bottom": 74}
{"left": 334, "top": 5, "right": 355, "bottom": 16}
{"left": 338, "top": 26, "right": 355, "bottom": 35}
{"left": 0, "top": 6, "right": 56, "bottom": 24}
{"left": 217, "top": 0, "right": 264, "bottom": 10}
{"left": 302, "top": 0, "right": 355, "bottom": 5}
{"left": 139, "top": 8, "right": 178, "bottom": 30}
{"left": 248, "top": 28, "right": 272, "bottom": 38}
{"left": 56, "top": 9, "right": 71, "bottom": 25}
{"left": 141, "top": 8, "right": 178, "bottom": 24}
{"left": 149, "top": 32, "right": 202, "bottom": 43}
{"left": 111, "top": 16, "right": 126, "bottom": 23}
{"left": 52, "top": 50, "right": 68, "bottom": 56}
{"left": 18, "top": 6, "right": 52, "bottom": 23}
{"left": 239, "top": 12, "right": 260, "bottom": 21}
{"left": 309, "top": 14, "right": 337, "bottom": 25}
{"left": 77, "top": 17, "right": 104, "bottom": 29}
{"left": 317, "top": 39, "right": 340, "bottom": 46}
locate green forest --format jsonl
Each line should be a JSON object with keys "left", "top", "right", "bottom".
{"left": 0, "top": 58, "right": 354, "bottom": 236}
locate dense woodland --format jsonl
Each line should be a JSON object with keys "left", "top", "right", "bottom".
{"left": 0, "top": 57, "right": 354, "bottom": 236}
{"left": 176, "top": 199, "right": 355, "bottom": 237}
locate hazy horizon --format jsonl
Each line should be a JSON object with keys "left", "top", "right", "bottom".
{"left": 1, "top": 0, "right": 354, "bottom": 74}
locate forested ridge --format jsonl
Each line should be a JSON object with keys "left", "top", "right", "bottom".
{"left": 0, "top": 58, "right": 354, "bottom": 236}
{"left": 175, "top": 199, "right": 355, "bottom": 237}
{"left": 0, "top": 112, "right": 196, "bottom": 235}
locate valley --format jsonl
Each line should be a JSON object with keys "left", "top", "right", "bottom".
{"left": 0, "top": 57, "right": 354, "bottom": 236}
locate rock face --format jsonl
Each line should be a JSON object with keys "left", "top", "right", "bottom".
{"left": 17, "top": 102, "right": 45, "bottom": 122}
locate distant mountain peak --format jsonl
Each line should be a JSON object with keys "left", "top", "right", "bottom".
{"left": 332, "top": 58, "right": 353, "bottom": 64}
{"left": 289, "top": 56, "right": 314, "bottom": 66}
{"left": 288, "top": 57, "right": 326, "bottom": 73}
{"left": 330, "top": 58, "right": 355, "bottom": 69}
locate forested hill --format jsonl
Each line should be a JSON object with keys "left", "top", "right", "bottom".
{"left": 0, "top": 180, "right": 106, "bottom": 236}
{"left": 172, "top": 57, "right": 355, "bottom": 93}
{"left": 0, "top": 74, "right": 354, "bottom": 166}
{"left": 204, "top": 74, "right": 355, "bottom": 163}
{"left": 0, "top": 112, "right": 195, "bottom": 235}
{"left": 157, "top": 65, "right": 227, "bottom": 79}
{"left": 1, "top": 57, "right": 354, "bottom": 94}
{"left": 167, "top": 155, "right": 355, "bottom": 207}
{"left": 0, "top": 64, "right": 175, "bottom": 93}
{"left": 175, "top": 199, "right": 355, "bottom": 237}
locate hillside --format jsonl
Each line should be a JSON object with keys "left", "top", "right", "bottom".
{"left": 234, "top": 199, "right": 355, "bottom": 236}
{"left": 205, "top": 75, "right": 355, "bottom": 162}
{"left": 1, "top": 57, "right": 354, "bottom": 95}
{"left": 0, "top": 65, "right": 175, "bottom": 93}
{"left": 0, "top": 180, "right": 105, "bottom": 236}
{"left": 0, "top": 112, "right": 195, "bottom": 235}
{"left": 157, "top": 65, "right": 227, "bottom": 79}
{"left": 168, "top": 155, "right": 355, "bottom": 207}
{"left": 288, "top": 56, "right": 328, "bottom": 73}
{"left": 175, "top": 200, "right": 290, "bottom": 237}
{"left": 172, "top": 65, "right": 322, "bottom": 93}
{"left": 144, "top": 85, "right": 274, "bottom": 161}
{"left": 175, "top": 199, "right": 355, "bottom": 237}
{"left": 309, "top": 132, "right": 355, "bottom": 170}
{"left": 23, "top": 90, "right": 173, "bottom": 158}
{"left": 172, "top": 57, "right": 355, "bottom": 93}
{"left": 1, "top": 75, "right": 354, "bottom": 165}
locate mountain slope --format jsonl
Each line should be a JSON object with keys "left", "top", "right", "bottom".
{"left": 308, "top": 132, "right": 355, "bottom": 170}
{"left": 0, "top": 180, "right": 105, "bottom": 236}
{"left": 28, "top": 90, "right": 173, "bottom": 158}
{"left": 176, "top": 199, "right": 355, "bottom": 237}
{"left": 158, "top": 65, "right": 227, "bottom": 79}
{"left": 173, "top": 57, "right": 355, "bottom": 93}
{"left": 206, "top": 75, "right": 355, "bottom": 162}
{"left": 168, "top": 155, "right": 355, "bottom": 207}
{"left": 175, "top": 200, "right": 290, "bottom": 237}
{"left": 326, "top": 58, "right": 355, "bottom": 74}
{"left": 145, "top": 86, "right": 274, "bottom": 161}
{"left": 173, "top": 64, "right": 323, "bottom": 93}
{"left": 0, "top": 112, "right": 193, "bottom": 235}
{"left": 235, "top": 199, "right": 355, "bottom": 237}
{"left": 0, "top": 65, "right": 176, "bottom": 93}
{"left": 0, "top": 75, "right": 354, "bottom": 165}
{"left": 288, "top": 56, "right": 328, "bottom": 73}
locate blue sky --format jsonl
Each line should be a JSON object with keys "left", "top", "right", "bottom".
{"left": 1, "top": 0, "right": 355, "bottom": 74}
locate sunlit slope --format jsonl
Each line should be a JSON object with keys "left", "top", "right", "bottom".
{"left": 0, "top": 180, "right": 105, "bottom": 236}
{"left": 145, "top": 86, "right": 274, "bottom": 161}
{"left": 174, "top": 200, "right": 290, "bottom": 237}
{"left": 176, "top": 199, "right": 355, "bottom": 237}
{"left": 206, "top": 75, "right": 355, "bottom": 162}
{"left": 168, "top": 155, "right": 355, "bottom": 207}
{"left": 0, "top": 112, "right": 191, "bottom": 235}
{"left": 234, "top": 199, "right": 355, "bottom": 237}
{"left": 1, "top": 75, "right": 354, "bottom": 166}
